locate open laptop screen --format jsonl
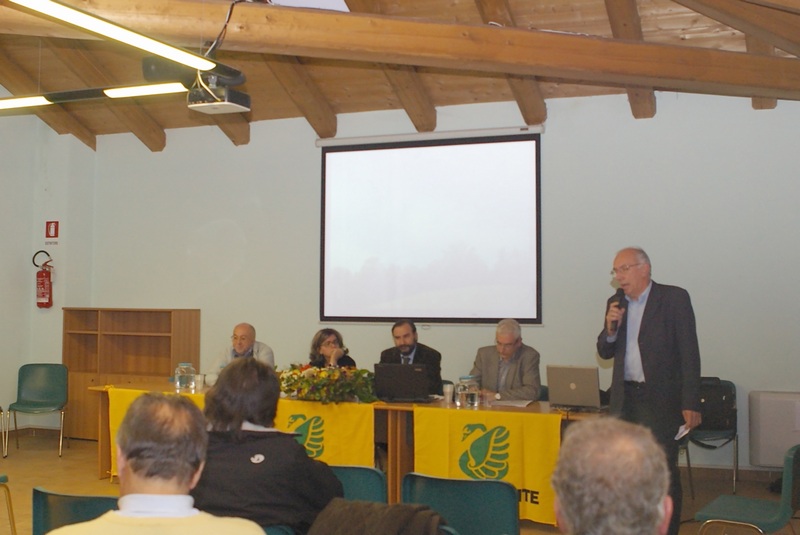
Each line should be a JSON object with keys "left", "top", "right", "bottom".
{"left": 546, "top": 365, "right": 605, "bottom": 410}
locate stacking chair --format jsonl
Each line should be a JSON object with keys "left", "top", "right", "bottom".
{"left": 7, "top": 363, "right": 69, "bottom": 456}
{"left": 330, "top": 465, "right": 388, "bottom": 502}
{"left": 264, "top": 526, "right": 296, "bottom": 534}
{"left": 1, "top": 404, "right": 7, "bottom": 458}
{"left": 32, "top": 487, "right": 118, "bottom": 535}
{"left": 0, "top": 475, "right": 17, "bottom": 535}
{"left": 402, "top": 472, "right": 519, "bottom": 535}
{"left": 695, "top": 444, "right": 800, "bottom": 534}
{"left": 684, "top": 377, "right": 738, "bottom": 499}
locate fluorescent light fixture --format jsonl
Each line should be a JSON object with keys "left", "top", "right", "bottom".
{"left": 0, "top": 83, "right": 188, "bottom": 111}
{"left": 9, "top": 0, "right": 216, "bottom": 71}
{"left": 0, "top": 96, "right": 52, "bottom": 110}
{"left": 104, "top": 82, "right": 188, "bottom": 98}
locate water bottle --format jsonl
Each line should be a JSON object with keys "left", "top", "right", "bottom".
{"left": 456, "top": 375, "right": 480, "bottom": 408}
{"left": 175, "top": 362, "right": 196, "bottom": 393}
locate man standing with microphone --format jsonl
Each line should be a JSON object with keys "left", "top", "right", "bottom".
{"left": 597, "top": 246, "right": 702, "bottom": 535}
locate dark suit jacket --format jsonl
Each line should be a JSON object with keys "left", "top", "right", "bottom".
{"left": 379, "top": 343, "right": 443, "bottom": 395}
{"left": 597, "top": 281, "right": 701, "bottom": 433}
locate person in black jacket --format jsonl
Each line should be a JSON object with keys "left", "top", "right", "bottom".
{"left": 191, "top": 358, "right": 343, "bottom": 534}
{"left": 379, "top": 320, "right": 443, "bottom": 396}
{"left": 309, "top": 328, "right": 357, "bottom": 368}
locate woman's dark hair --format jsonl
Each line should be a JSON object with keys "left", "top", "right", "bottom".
{"left": 308, "top": 328, "right": 349, "bottom": 366}
{"left": 204, "top": 357, "right": 280, "bottom": 434}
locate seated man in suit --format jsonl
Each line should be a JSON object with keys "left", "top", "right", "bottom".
{"left": 51, "top": 392, "right": 263, "bottom": 535}
{"left": 379, "top": 320, "right": 443, "bottom": 395}
{"left": 469, "top": 318, "right": 541, "bottom": 401}
{"left": 551, "top": 417, "right": 673, "bottom": 535}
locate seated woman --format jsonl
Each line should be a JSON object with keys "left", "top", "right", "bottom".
{"left": 309, "top": 328, "right": 357, "bottom": 368}
{"left": 191, "top": 358, "right": 343, "bottom": 534}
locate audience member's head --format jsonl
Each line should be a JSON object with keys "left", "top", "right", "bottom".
{"left": 204, "top": 357, "right": 281, "bottom": 433}
{"left": 116, "top": 392, "right": 208, "bottom": 494}
{"left": 551, "top": 417, "right": 672, "bottom": 535}
{"left": 231, "top": 322, "right": 257, "bottom": 356}
{"left": 495, "top": 318, "right": 522, "bottom": 360}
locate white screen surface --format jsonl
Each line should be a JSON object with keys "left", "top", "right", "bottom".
{"left": 322, "top": 134, "right": 540, "bottom": 323}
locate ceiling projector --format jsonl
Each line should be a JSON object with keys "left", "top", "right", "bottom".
{"left": 188, "top": 86, "right": 251, "bottom": 114}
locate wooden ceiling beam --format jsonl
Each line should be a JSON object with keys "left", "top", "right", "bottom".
{"left": 43, "top": 38, "right": 166, "bottom": 151}
{"left": 474, "top": 0, "right": 547, "bottom": 125}
{"left": 746, "top": 34, "right": 778, "bottom": 109}
{"left": 673, "top": 0, "right": 800, "bottom": 57}
{"left": 261, "top": 54, "right": 336, "bottom": 138}
{"left": 4, "top": 2, "right": 800, "bottom": 100}
{"left": 345, "top": 0, "right": 436, "bottom": 133}
{"left": 0, "top": 48, "right": 96, "bottom": 149}
{"left": 604, "top": 0, "right": 656, "bottom": 119}
{"left": 212, "top": 112, "right": 250, "bottom": 146}
{"left": 741, "top": 0, "right": 800, "bottom": 15}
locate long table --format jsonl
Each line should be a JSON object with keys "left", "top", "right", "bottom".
{"left": 90, "top": 383, "right": 579, "bottom": 513}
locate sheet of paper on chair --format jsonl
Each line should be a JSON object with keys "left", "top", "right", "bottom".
{"left": 674, "top": 424, "right": 690, "bottom": 441}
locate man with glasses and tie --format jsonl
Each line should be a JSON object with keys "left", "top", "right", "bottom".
{"left": 469, "top": 318, "right": 542, "bottom": 401}
{"left": 379, "top": 320, "right": 443, "bottom": 395}
{"left": 597, "top": 246, "right": 701, "bottom": 535}
{"left": 208, "top": 323, "right": 275, "bottom": 375}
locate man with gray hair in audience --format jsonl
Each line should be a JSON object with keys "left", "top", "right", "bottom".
{"left": 51, "top": 393, "right": 263, "bottom": 535}
{"left": 469, "top": 318, "right": 541, "bottom": 401}
{"left": 551, "top": 417, "right": 673, "bottom": 535}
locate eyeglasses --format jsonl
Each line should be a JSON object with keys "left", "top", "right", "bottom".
{"left": 322, "top": 340, "right": 341, "bottom": 347}
{"left": 495, "top": 340, "right": 519, "bottom": 350}
{"left": 610, "top": 263, "right": 642, "bottom": 276}
{"left": 231, "top": 335, "right": 251, "bottom": 342}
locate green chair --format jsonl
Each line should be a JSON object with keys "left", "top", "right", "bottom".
{"left": 264, "top": 526, "right": 295, "bottom": 534}
{"left": 8, "top": 364, "right": 69, "bottom": 456}
{"left": 401, "top": 472, "right": 519, "bottom": 535}
{"left": 32, "top": 487, "right": 118, "bottom": 535}
{"left": 330, "top": 465, "right": 388, "bottom": 502}
{"left": 0, "top": 475, "right": 17, "bottom": 535}
{"left": 538, "top": 385, "right": 549, "bottom": 402}
{"left": 1, "top": 405, "right": 7, "bottom": 458}
{"left": 695, "top": 444, "right": 800, "bottom": 534}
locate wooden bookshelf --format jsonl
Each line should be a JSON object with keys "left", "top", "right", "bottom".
{"left": 62, "top": 308, "right": 200, "bottom": 439}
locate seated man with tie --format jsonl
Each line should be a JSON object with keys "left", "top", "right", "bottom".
{"left": 470, "top": 318, "right": 542, "bottom": 401}
{"left": 379, "top": 320, "right": 443, "bottom": 395}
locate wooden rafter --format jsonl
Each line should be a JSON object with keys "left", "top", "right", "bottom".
{"left": 344, "top": 0, "right": 436, "bottom": 133}
{"left": 603, "top": 0, "right": 656, "bottom": 119}
{"left": 0, "top": 46, "right": 96, "bottom": 149}
{"left": 43, "top": 38, "right": 167, "bottom": 151}
{"left": 474, "top": 0, "right": 547, "bottom": 125}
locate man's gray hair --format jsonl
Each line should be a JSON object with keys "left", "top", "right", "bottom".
{"left": 619, "top": 246, "right": 651, "bottom": 266}
{"left": 495, "top": 318, "right": 521, "bottom": 339}
{"left": 552, "top": 417, "right": 669, "bottom": 535}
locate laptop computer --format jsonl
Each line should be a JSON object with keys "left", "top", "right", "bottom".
{"left": 546, "top": 365, "right": 607, "bottom": 411}
{"left": 373, "top": 363, "right": 432, "bottom": 403}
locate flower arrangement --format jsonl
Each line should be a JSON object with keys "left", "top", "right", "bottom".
{"left": 279, "top": 364, "right": 376, "bottom": 404}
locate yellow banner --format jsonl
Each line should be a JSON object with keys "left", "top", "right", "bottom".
{"left": 413, "top": 406, "right": 562, "bottom": 525}
{"left": 275, "top": 399, "right": 375, "bottom": 466}
{"left": 107, "top": 387, "right": 205, "bottom": 478}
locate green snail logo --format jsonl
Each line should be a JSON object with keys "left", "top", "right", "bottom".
{"left": 288, "top": 413, "right": 325, "bottom": 458}
{"left": 458, "top": 423, "right": 510, "bottom": 480}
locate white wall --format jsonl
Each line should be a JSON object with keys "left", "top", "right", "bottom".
{"left": 7, "top": 92, "right": 800, "bottom": 469}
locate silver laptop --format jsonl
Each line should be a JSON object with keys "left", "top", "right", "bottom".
{"left": 547, "top": 365, "right": 606, "bottom": 411}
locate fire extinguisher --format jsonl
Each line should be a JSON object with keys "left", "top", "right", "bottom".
{"left": 33, "top": 250, "right": 54, "bottom": 309}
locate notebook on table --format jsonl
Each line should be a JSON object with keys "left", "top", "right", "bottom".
{"left": 546, "top": 365, "right": 608, "bottom": 412}
{"left": 374, "top": 363, "right": 432, "bottom": 403}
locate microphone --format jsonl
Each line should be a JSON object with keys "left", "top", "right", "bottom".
{"left": 610, "top": 288, "right": 626, "bottom": 333}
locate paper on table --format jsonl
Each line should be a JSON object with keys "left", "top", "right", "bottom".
{"left": 492, "top": 399, "right": 535, "bottom": 407}
{"left": 674, "top": 424, "right": 690, "bottom": 441}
